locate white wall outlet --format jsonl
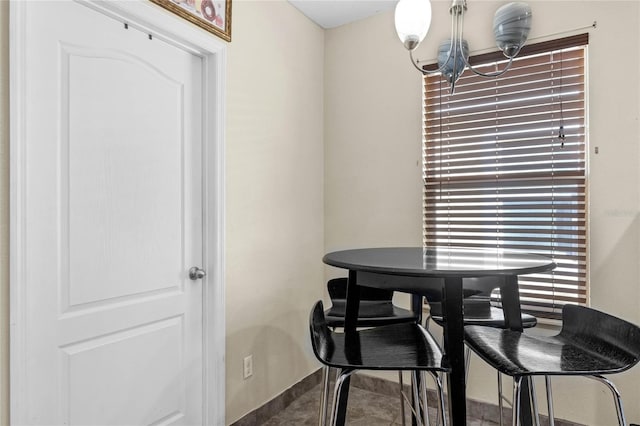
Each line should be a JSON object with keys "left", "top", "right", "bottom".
{"left": 243, "top": 355, "right": 253, "bottom": 379}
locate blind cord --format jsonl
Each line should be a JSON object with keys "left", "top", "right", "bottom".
{"left": 558, "top": 49, "right": 566, "bottom": 148}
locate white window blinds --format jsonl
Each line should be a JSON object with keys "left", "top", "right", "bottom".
{"left": 423, "top": 34, "right": 588, "bottom": 320}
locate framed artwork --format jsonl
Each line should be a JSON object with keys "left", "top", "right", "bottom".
{"left": 150, "top": 0, "right": 232, "bottom": 42}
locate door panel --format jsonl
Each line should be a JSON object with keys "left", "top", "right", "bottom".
{"left": 64, "top": 44, "right": 185, "bottom": 309}
{"left": 21, "top": 2, "right": 204, "bottom": 424}
{"left": 61, "top": 317, "right": 184, "bottom": 426}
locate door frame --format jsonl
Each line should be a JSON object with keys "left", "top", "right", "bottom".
{"left": 9, "top": 0, "right": 226, "bottom": 424}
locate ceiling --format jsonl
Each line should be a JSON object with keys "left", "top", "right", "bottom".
{"left": 288, "top": 0, "right": 397, "bottom": 29}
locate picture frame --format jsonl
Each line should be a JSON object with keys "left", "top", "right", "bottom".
{"left": 150, "top": 0, "right": 232, "bottom": 42}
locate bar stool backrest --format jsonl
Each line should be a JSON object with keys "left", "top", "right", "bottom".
{"left": 310, "top": 301, "right": 334, "bottom": 360}
{"left": 327, "top": 277, "right": 393, "bottom": 301}
{"left": 324, "top": 278, "right": 419, "bottom": 328}
{"left": 559, "top": 304, "right": 640, "bottom": 371}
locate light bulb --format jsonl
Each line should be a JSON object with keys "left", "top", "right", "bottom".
{"left": 394, "top": 0, "right": 432, "bottom": 51}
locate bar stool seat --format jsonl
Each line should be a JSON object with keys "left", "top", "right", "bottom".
{"left": 465, "top": 325, "right": 636, "bottom": 377}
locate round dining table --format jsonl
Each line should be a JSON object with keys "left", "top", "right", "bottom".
{"left": 323, "top": 246, "right": 556, "bottom": 426}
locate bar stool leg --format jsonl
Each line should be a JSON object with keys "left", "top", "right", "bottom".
{"left": 589, "top": 375, "right": 628, "bottom": 426}
{"left": 545, "top": 376, "right": 555, "bottom": 426}
{"left": 465, "top": 346, "right": 471, "bottom": 384}
{"left": 399, "top": 371, "right": 406, "bottom": 426}
{"left": 420, "top": 371, "right": 431, "bottom": 426}
{"left": 319, "top": 366, "right": 330, "bottom": 426}
{"left": 498, "top": 372, "right": 504, "bottom": 426}
{"left": 433, "top": 373, "right": 443, "bottom": 426}
{"left": 528, "top": 378, "right": 541, "bottom": 426}
{"left": 512, "top": 376, "right": 523, "bottom": 426}
{"left": 330, "top": 369, "right": 355, "bottom": 426}
{"left": 428, "top": 372, "right": 447, "bottom": 426}
{"left": 411, "top": 371, "right": 423, "bottom": 426}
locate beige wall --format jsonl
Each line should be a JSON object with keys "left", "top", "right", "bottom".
{"left": 225, "top": 1, "right": 325, "bottom": 423}
{"left": 324, "top": 1, "right": 640, "bottom": 425}
{"left": 324, "top": 12, "right": 424, "bottom": 251}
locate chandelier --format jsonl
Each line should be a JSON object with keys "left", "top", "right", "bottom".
{"left": 394, "top": 0, "right": 532, "bottom": 93}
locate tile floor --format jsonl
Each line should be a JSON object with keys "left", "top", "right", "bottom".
{"left": 261, "top": 383, "right": 499, "bottom": 426}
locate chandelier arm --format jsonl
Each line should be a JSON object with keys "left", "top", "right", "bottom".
{"left": 409, "top": 50, "right": 451, "bottom": 76}
{"left": 464, "top": 57, "right": 515, "bottom": 78}
{"left": 451, "top": 13, "right": 458, "bottom": 67}
{"left": 453, "top": 8, "right": 463, "bottom": 81}
{"left": 443, "top": 6, "right": 459, "bottom": 72}
{"left": 410, "top": 7, "right": 460, "bottom": 77}
{"left": 456, "top": 0, "right": 516, "bottom": 79}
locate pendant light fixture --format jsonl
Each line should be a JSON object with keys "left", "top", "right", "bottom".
{"left": 395, "top": 0, "right": 532, "bottom": 93}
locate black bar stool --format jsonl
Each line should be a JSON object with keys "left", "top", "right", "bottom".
{"left": 322, "top": 277, "right": 419, "bottom": 425}
{"left": 464, "top": 304, "right": 640, "bottom": 426}
{"left": 309, "top": 300, "right": 448, "bottom": 426}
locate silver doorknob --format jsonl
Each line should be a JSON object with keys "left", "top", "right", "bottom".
{"left": 189, "top": 267, "right": 206, "bottom": 280}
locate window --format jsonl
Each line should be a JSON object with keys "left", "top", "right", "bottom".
{"left": 423, "top": 34, "right": 588, "bottom": 320}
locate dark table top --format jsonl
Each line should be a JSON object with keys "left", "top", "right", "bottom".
{"left": 323, "top": 246, "right": 556, "bottom": 277}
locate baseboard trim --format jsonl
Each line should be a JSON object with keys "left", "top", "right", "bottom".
{"left": 229, "top": 369, "right": 323, "bottom": 426}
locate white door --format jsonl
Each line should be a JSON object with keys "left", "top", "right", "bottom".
{"left": 16, "top": 1, "right": 205, "bottom": 424}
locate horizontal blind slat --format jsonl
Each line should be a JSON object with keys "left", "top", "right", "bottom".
{"left": 425, "top": 73, "right": 585, "bottom": 105}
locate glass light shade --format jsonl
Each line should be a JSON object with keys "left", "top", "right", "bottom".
{"left": 438, "top": 39, "right": 469, "bottom": 84}
{"left": 493, "top": 2, "right": 532, "bottom": 58}
{"left": 394, "top": 0, "right": 432, "bottom": 51}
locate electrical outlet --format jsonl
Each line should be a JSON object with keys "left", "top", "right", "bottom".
{"left": 243, "top": 355, "right": 253, "bottom": 379}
